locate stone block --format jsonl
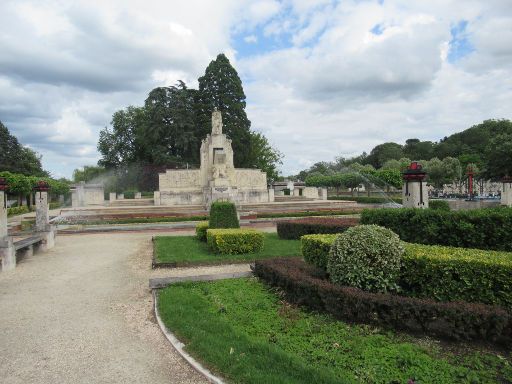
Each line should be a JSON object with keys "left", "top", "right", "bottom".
{"left": 268, "top": 189, "right": 275, "bottom": 202}
{"left": 109, "top": 192, "right": 117, "bottom": 202}
{"left": 154, "top": 191, "right": 161, "bottom": 206}
{"left": 135, "top": 192, "right": 142, "bottom": 199}
{"left": 0, "top": 237, "right": 15, "bottom": 271}
{"left": 117, "top": 193, "right": 124, "bottom": 200}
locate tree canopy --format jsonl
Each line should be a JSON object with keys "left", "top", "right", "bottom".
{"left": 0, "top": 121, "right": 47, "bottom": 176}
{"left": 96, "top": 54, "right": 282, "bottom": 188}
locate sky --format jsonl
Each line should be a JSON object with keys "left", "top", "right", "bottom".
{"left": 1, "top": 0, "right": 511, "bottom": 179}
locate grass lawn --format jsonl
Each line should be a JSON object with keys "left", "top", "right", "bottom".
{"left": 158, "top": 278, "right": 512, "bottom": 384}
{"left": 154, "top": 233, "right": 301, "bottom": 266}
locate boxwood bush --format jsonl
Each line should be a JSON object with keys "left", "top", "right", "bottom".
{"left": 327, "top": 225, "right": 404, "bottom": 293}
{"left": 401, "top": 243, "right": 512, "bottom": 309}
{"left": 195, "top": 221, "right": 209, "bottom": 242}
{"left": 361, "top": 207, "right": 512, "bottom": 251}
{"left": 301, "top": 234, "right": 512, "bottom": 309}
{"left": 301, "top": 234, "right": 336, "bottom": 270}
{"left": 277, "top": 218, "right": 358, "bottom": 240}
{"left": 207, "top": 228, "right": 264, "bottom": 254}
{"left": 209, "top": 201, "right": 239, "bottom": 229}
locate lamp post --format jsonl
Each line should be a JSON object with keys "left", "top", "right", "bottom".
{"left": 402, "top": 162, "right": 428, "bottom": 208}
{"left": 466, "top": 164, "right": 476, "bottom": 201}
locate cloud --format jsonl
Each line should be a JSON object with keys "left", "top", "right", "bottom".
{"left": 0, "top": 0, "right": 511, "bottom": 179}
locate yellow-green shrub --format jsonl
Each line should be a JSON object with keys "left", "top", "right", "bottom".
{"left": 401, "top": 243, "right": 512, "bottom": 309}
{"left": 301, "top": 234, "right": 337, "bottom": 269}
{"left": 195, "top": 221, "right": 209, "bottom": 242}
{"left": 207, "top": 228, "right": 264, "bottom": 254}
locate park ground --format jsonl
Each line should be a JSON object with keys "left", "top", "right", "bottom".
{"left": 0, "top": 230, "right": 250, "bottom": 384}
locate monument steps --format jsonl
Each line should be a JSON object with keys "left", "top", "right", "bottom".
{"left": 109, "top": 199, "right": 154, "bottom": 207}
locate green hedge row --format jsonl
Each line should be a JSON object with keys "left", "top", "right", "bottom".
{"left": 429, "top": 200, "right": 450, "bottom": 211}
{"left": 7, "top": 205, "right": 30, "bottom": 217}
{"left": 328, "top": 196, "right": 402, "bottom": 204}
{"left": 301, "top": 234, "right": 336, "bottom": 269}
{"left": 195, "top": 221, "right": 209, "bottom": 242}
{"left": 301, "top": 234, "right": 512, "bottom": 309}
{"left": 254, "top": 258, "right": 511, "bottom": 345}
{"left": 361, "top": 208, "right": 512, "bottom": 251}
{"left": 207, "top": 228, "right": 264, "bottom": 254}
{"left": 209, "top": 201, "right": 239, "bottom": 229}
{"left": 277, "top": 218, "right": 359, "bottom": 240}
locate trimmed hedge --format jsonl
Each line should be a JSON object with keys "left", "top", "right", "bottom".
{"left": 328, "top": 196, "right": 402, "bottom": 204}
{"left": 429, "top": 200, "right": 450, "bottom": 211}
{"left": 301, "top": 234, "right": 512, "bottom": 309}
{"left": 7, "top": 205, "right": 30, "bottom": 217}
{"left": 207, "top": 228, "right": 264, "bottom": 254}
{"left": 254, "top": 258, "right": 512, "bottom": 345}
{"left": 209, "top": 201, "right": 240, "bottom": 229}
{"left": 195, "top": 221, "right": 209, "bottom": 242}
{"left": 277, "top": 218, "right": 359, "bottom": 240}
{"left": 328, "top": 225, "right": 404, "bottom": 293}
{"left": 401, "top": 243, "right": 512, "bottom": 310}
{"left": 301, "top": 234, "right": 336, "bottom": 269}
{"left": 361, "top": 207, "right": 512, "bottom": 251}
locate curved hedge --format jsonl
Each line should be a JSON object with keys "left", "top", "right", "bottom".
{"left": 254, "top": 258, "right": 512, "bottom": 345}
{"left": 277, "top": 218, "right": 358, "bottom": 240}
{"left": 361, "top": 207, "right": 512, "bottom": 251}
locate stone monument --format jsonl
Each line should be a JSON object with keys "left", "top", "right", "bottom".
{"left": 402, "top": 162, "right": 428, "bottom": 209}
{"left": 34, "top": 181, "right": 56, "bottom": 251}
{"left": 0, "top": 177, "right": 15, "bottom": 271}
{"left": 70, "top": 181, "right": 104, "bottom": 207}
{"left": 501, "top": 176, "right": 512, "bottom": 207}
{"left": 158, "top": 109, "right": 270, "bottom": 206}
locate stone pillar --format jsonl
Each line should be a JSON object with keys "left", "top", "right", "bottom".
{"left": 293, "top": 188, "right": 300, "bottom": 197}
{"left": 117, "top": 193, "right": 124, "bottom": 200}
{"left": 501, "top": 177, "right": 512, "bottom": 207}
{"left": 35, "top": 191, "right": 50, "bottom": 232}
{"left": 109, "top": 192, "right": 117, "bottom": 202}
{"left": 135, "top": 192, "right": 142, "bottom": 199}
{"left": 0, "top": 190, "right": 7, "bottom": 239}
{"left": 154, "top": 191, "right": 161, "bottom": 206}
{"left": 402, "top": 162, "right": 428, "bottom": 209}
{"left": 58, "top": 194, "right": 65, "bottom": 205}
{"left": 0, "top": 188, "right": 16, "bottom": 271}
{"left": 268, "top": 188, "right": 275, "bottom": 203}
{"left": 319, "top": 188, "right": 328, "bottom": 200}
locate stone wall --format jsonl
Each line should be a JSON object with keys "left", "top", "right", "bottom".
{"left": 71, "top": 182, "right": 104, "bottom": 207}
{"left": 159, "top": 170, "right": 202, "bottom": 191}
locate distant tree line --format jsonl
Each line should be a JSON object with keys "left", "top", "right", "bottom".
{"left": 94, "top": 54, "right": 282, "bottom": 191}
{"left": 297, "top": 119, "right": 512, "bottom": 191}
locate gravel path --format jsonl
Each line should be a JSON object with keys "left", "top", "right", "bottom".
{"left": 0, "top": 231, "right": 223, "bottom": 384}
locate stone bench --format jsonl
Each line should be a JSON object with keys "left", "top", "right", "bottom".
{"left": 13, "top": 235, "right": 44, "bottom": 261}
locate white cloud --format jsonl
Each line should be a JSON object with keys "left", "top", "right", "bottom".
{"left": 0, "top": 0, "right": 511, "bottom": 179}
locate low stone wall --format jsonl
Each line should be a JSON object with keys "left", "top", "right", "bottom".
{"left": 160, "top": 190, "right": 204, "bottom": 206}
{"left": 446, "top": 199, "right": 500, "bottom": 211}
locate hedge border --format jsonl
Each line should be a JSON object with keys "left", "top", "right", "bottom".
{"left": 277, "top": 218, "right": 359, "bottom": 240}
{"left": 254, "top": 258, "right": 512, "bottom": 345}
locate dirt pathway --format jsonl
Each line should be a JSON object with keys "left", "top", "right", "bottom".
{"left": 0, "top": 232, "right": 210, "bottom": 384}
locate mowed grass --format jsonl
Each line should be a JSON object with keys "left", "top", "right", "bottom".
{"left": 154, "top": 233, "right": 300, "bottom": 265}
{"left": 158, "top": 278, "right": 512, "bottom": 384}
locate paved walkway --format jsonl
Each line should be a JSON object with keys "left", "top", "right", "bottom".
{"left": 0, "top": 232, "right": 219, "bottom": 384}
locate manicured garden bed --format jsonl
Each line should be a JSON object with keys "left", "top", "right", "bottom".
{"left": 153, "top": 233, "right": 301, "bottom": 266}
{"left": 158, "top": 278, "right": 512, "bottom": 383}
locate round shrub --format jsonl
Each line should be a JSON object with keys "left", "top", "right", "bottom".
{"left": 327, "top": 225, "right": 404, "bottom": 293}
{"left": 209, "top": 201, "right": 240, "bottom": 229}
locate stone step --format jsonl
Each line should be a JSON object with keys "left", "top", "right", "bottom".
{"left": 109, "top": 199, "right": 154, "bottom": 207}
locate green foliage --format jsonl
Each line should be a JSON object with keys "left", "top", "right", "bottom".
{"left": 72, "top": 165, "right": 107, "bottom": 183}
{"left": 277, "top": 218, "right": 358, "bottom": 240}
{"left": 485, "top": 132, "right": 512, "bottom": 179}
{"left": 429, "top": 200, "right": 450, "bottom": 211}
{"left": 160, "top": 278, "right": 512, "bottom": 384}
{"left": 209, "top": 201, "right": 240, "bottom": 229}
{"left": 7, "top": 205, "right": 30, "bottom": 217}
{"left": 207, "top": 229, "right": 264, "bottom": 254}
{"left": 328, "top": 225, "right": 404, "bottom": 293}
{"left": 154, "top": 233, "right": 300, "bottom": 265}
{"left": 374, "top": 168, "right": 402, "bottom": 189}
{"left": 301, "top": 234, "right": 337, "bottom": 269}
{"left": 401, "top": 243, "right": 512, "bottom": 309}
{"left": 0, "top": 171, "right": 69, "bottom": 198}
{"left": 256, "top": 258, "right": 512, "bottom": 346}
{"left": 195, "top": 221, "right": 209, "bottom": 242}
{"left": 361, "top": 207, "right": 512, "bottom": 251}
{"left": 247, "top": 131, "right": 283, "bottom": 183}
{"left": 0, "top": 121, "right": 46, "bottom": 176}
{"left": 366, "top": 142, "right": 404, "bottom": 168}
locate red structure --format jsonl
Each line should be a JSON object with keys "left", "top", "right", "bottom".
{"left": 402, "top": 162, "right": 427, "bottom": 206}
{"left": 34, "top": 180, "right": 50, "bottom": 192}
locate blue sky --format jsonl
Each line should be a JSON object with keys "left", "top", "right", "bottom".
{"left": 0, "top": 0, "right": 511, "bottom": 178}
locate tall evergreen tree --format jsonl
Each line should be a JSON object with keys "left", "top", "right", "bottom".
{"left": 197, "top": 53, "right": 252, "bottom": 167}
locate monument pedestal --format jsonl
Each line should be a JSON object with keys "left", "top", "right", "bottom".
{"left": 402, "top": 181, "right": 428, "bottom": 209}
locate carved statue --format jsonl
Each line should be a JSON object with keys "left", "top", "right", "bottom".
{"left": 212, "top": 108, "right": 223, "bottom": 135}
